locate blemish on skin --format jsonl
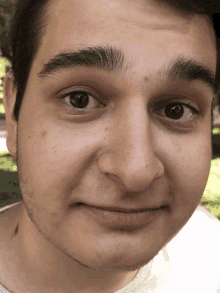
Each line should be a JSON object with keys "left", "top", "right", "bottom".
{"left": 144, "top": 76, "right": 149, "bottom": 82}
{"left": 51, "top": 212, "right": 59, "bottom": 219}
{"left": 41, "top": 130, "right": 47, "bottom": 138}
{"left": 14, "top": 223, "right": 19, "bottom": 236}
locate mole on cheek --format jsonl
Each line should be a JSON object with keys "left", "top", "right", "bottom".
{"left": 41, "top": 131, "right": 47, "bottom": 138}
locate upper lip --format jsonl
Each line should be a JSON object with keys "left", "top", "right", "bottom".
{"left": 85, "top": 204, "right": 164, "bottom": 213}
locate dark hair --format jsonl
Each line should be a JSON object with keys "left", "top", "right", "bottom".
{"left": 3, "top": 0, "right": 220, "bottom": 122}
{"left": 9, "top": 0, "right": 50, "bottom": 121}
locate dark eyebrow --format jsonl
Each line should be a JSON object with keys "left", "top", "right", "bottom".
{"left": 164, "top": 56, "right": 216, "bottom": 92}
{"left": 37, "top": 46, "right": 125, "bottom": 78}
{"left": 38, "top": 45, "right": 216, "bottom": 93}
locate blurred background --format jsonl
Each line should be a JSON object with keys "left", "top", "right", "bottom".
{"left": 1, "top": 1, "right": 220, "bottom": 219}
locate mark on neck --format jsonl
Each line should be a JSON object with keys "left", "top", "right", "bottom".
{"left": 14, "top": 223, "right": 19, "bottom": 236}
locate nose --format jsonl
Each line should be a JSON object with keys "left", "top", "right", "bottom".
{"left": 98, "top": 97, "right": 164, "bottom": 192}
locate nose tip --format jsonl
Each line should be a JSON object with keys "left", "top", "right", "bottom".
{"left": 119, "top": 158, "right": 164, "bottom": 191}
{"left": 98, "top": 151, "right": 164, "bottom": 192}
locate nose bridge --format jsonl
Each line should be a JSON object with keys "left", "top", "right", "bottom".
{"left": 100, "top": 97, "right": 164, "bottom": 191}
{"left": 116, "top": 98, "right": 153, "bottom": 163}
{"left": 115, "top": 99, "right": 154, "bottom": 165}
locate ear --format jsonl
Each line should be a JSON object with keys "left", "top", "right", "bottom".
{"left": 3, "top": 70, "right": 18, "bottom": 156}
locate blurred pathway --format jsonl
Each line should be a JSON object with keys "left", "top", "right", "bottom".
{"left": 0, "top": 120, "right": 6, "bottom": 131}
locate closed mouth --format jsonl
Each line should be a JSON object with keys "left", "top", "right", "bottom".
{"left": 77, "top": 203, "right": 166, "bottom": 214}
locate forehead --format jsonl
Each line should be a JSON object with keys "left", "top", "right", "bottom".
{"left": 35, "top": 0, "right": 217, "bottom": 80}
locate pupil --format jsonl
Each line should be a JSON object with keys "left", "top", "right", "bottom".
{"left": 70, "top": 93, "right": 89, "bottom": 108}
{"left": 165, "top": 103, "right": 184, "bottom": 120}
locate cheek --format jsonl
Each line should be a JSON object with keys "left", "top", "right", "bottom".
{"left": 167, "top": 133, "right": 211, "bottom": 214}
{"left": 180, "top": 137, "right": 211, "bottom": 189}
{"left": 17, "top": 116, "right": 104, "bottom": 195}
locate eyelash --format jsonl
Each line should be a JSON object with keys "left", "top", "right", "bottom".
{"left": 59, "top": 89, "right": 200, "bottom": 122}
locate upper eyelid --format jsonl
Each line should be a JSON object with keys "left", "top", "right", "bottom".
{"left": 153, "top": 97, "right": 196, "bottom": 107}
{"left": 61, "top": 88, "right": 95, "bottom": 97}
{"left": 156, "top": 100, "right": 197, "bottom": 110}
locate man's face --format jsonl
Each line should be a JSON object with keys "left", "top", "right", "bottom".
{"left": 8, "top": 0, "right": 216, "bottom": 272}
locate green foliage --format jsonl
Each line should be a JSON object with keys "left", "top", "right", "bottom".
{"left": 202, "top": 158, "right": 220, "bottom": 217}
{"left": 0, "top": 0, "right": 17, "bottom": 60}
{"left": 0, "top": 154, "right": 17, "bottom": 171}
{"left": 0, "top": 13, "right": 6, "bottom": 28}
{"left": 0, "top": 169, "right": 21, "bottom": 208}
{"left": 213, "top": 128, "right": 220, "bottom": 134}
{"left": 0, "top": 57, "right": 11, "bottom": 118}
{"left": 0, "top": 56, "right": 11, "bottom": 88}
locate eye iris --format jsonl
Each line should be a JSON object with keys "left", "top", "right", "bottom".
{"left": 165, "top": 103, "right": 184, "bottom": 120}
{"left": 70, "top": 92, "right": 89, "bottom": 108}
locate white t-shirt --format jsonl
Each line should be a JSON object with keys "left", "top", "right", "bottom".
{"left": 0, "top": 202, "right": 220, "bottom": 293}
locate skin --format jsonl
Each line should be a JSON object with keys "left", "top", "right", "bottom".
{"left": 0, "top": 0, "right": 217, "bottom": 292}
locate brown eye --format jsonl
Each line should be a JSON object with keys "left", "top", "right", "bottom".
{"left": 69, "top": 92, "right": 89, "bottom": 109}
{"left": 165, "top": 103, "right": 184, "bottom": 120}
{"left": 61, "top": 89, "right": 106, "bottom": 112}
{"left": 155, "top": 100, "right": 200, "bottom": 123}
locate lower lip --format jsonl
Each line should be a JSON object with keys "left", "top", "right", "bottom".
{"left": 79, "top": 204, "right": 165, "bottom": 229}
